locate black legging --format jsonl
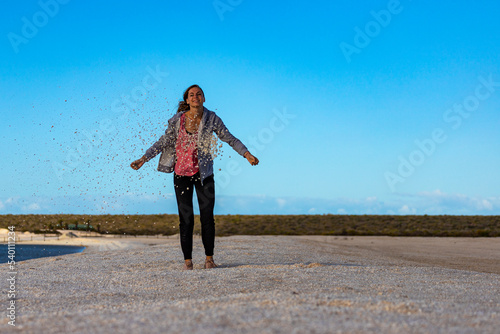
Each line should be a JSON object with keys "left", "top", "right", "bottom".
{"left": 173, "top": 172, "right": 215, "bottom": 260}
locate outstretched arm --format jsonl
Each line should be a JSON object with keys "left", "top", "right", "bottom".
{"left": 213, "top": 115, "right": 248, "bottom": 156}
{"left": 213, "top": 115, "right": 259, "bottom": 166}
{"left": 212, "top": 115, "right": 248, "bottom": 155}
{"left": 130, "top": 119, "right": 176, "bottom": 170}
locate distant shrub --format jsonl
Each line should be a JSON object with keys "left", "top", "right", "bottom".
{"left": 1, "top": 214, "right": 499, "bottom": 237}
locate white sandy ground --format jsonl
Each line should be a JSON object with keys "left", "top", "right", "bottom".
{"left": 0, "top": 232, "right": 499, "bottom": 333}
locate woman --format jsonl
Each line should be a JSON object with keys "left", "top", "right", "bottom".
{"left": 130, "top": 84, "right": 259, "bottom": 270}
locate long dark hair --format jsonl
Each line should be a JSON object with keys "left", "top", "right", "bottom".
{"left": 177, "top": 84, "right": 205, "bottom": 113}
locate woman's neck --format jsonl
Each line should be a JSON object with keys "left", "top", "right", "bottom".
{"left": 187, "top": 106, "right": 203, "bottom": 119}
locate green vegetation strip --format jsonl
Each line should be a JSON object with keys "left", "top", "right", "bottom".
{"left": 1, "top": 214, "right": 499, "bottom": 237}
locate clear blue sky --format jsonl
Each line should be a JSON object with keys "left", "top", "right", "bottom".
{"left": 1, "top": 0, "right": 500, "bottom": 215}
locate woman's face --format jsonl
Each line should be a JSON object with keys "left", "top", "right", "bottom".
{"left": 186, "top": 87, "right": 205, "bottom": 108}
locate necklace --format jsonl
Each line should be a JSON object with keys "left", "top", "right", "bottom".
{"left": 184, "top": 113, "right": 200, "bottom": 134}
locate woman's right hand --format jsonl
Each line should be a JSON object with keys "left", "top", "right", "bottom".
{"left": 130, "top": 157, "right": 146, "bottom": 170}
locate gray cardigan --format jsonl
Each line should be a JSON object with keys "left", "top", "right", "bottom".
{"left": 143, "top": 107, "right": 248, "bottom": 185}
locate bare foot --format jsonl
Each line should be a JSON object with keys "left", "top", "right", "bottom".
{"left": 205, "top": 258, "right": 217, "bottom": 269}
{"left": 183, "top": 260, "right": 193, "bottom": 270}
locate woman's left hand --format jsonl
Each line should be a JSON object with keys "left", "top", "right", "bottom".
{"left": 244, "top": 152, "right": 259, "bottom": 166}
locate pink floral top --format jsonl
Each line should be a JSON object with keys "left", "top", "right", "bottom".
{"left": 174, "top": 113, "right": 200, "bottom": 176}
